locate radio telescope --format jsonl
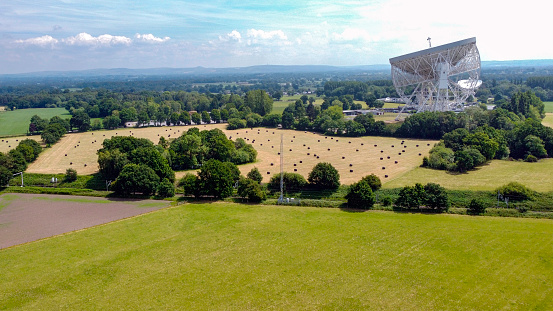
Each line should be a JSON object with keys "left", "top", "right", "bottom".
{"left": 389, "top": 37, "right": 481, "bottom": 118}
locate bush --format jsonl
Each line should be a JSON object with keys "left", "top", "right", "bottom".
{"left": 346, "top": 180, "right": 375, "bottom": 209}
{"left": 269, "top": 172, "right": 307, "bottom": 192}
{"left": 395, "top": 183, "right": 426, "bottom": 209}
{"left": 178, "top": 173, "right": 199, "bottom": 197}
{"left": 237, "top": 177, "right": 266, "bottom": 202}
{"left": 0, "top": 166, "right": 11, "bottom": 186}
{"left": 380, "top": 195, "right": 393, "bottom": 207}
{"left": 524, "top": 154, "right": 538, "bottom": 162}
{"left": 157, "top": 178, "right": 175, "bottom": 198}
{"left": 467, "top": 198, "right": 486, "bottom": 215}
{"left": 308, "top": 162, "right": 340, "bottom": 189}
{"left": 65, "top": 168, "right": 78, "bottom": 182}
{"left": 424, "top": 183, "right": 450, "bottom": 211}
{"left": 496, "top": 182, "right": 535, "bottom": 201}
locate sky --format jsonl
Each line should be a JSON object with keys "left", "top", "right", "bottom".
{"left": 0, "top": 0, "right": 551, "bottom": 74}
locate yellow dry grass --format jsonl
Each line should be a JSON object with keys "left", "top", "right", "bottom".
{"left": 27, "top": 124, "right": 437, "bottom": 185}
{"left": 0, "top": 135, "right": 43, "bottom": 154}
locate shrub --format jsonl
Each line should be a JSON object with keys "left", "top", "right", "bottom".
{"left": 246, "top": 167, "right": 263, "bottom": 184}
{"left": 65, "top": 168, "right": 78, "bottom": 182}
{"left": 380, "top": 196, "right": 393, "bottom": 207}
{"left": 178, "top": 173, "right": 199, "bottom": 197}
{"left": 308, "top": 162, "right": 340, "bottom": 189}
{"left": 238, "top": 177, "right": 266, "bottom": 202}
{"left": 395, "top": 183, "right": 426, "bottom": 209}
{"left": 157, "top": 178, "right": 175, "bottom": 198}
{"left": 524, "top": 154, "right": 538, "bottom": 162}
{"left": 467, "top": 198, "right": 486, "bottom": 215}
{"left": 269, "top": 172, "right": 307, "bottom": 192}
{"left": 0, "top": 166, "right": 11, "bottom": 186}
{"left": 496, "top": 182, "right": 535, "bottom": 201}
{"left": 346, "top": 180, "right": 375, "bottom": 209}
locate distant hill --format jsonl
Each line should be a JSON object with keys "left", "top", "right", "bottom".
{"left": 0, "top": 60, "right": 551, "bottom": 81}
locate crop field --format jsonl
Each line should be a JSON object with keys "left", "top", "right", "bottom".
{"left": 1, "top": 202, "right": 552, "bottom": 310}
{"left": 0, "top": 135, "right": 42, "bottom": 154}
{"left": 543, "top": 101, "right": 553, "bottom": 113}
{"left": 25, "top": 123, "right": 437, "bottom": 185}
{"left": 0, "top": 108, "right": 70, "bottom": 137}
{"left": 542, "top": 113, "right": 553, "bottom": 128}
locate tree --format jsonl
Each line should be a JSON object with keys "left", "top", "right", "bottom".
{"left": 157, "top": 178, "right": 175, "bottom": 198}
{"left": 245, "top": 89, "right": 273, "bottom": 116}
{"left": 70, "top": 110, "right": 91, "bottom": 132}
{"left": 346, "top": 180, "right": 376, "bottom": 209}
{"left": 268, "top": 172, "right": 307, "bottom": 192}
{"left": 423, "top": 183, "right": 450, "bottom": 211}
{"left": 237, "top": 177, "right": 266, "bottom": 202}
{"left": 360, "top": 174, "right": 381, "bottom": 192}
{"left": 210, "top": 109, "right": 221, "bottom": 123}
{"left": 246, "top": 167, "right": 263, "bottom": 184}
{"left": 262, "top": 114, "right": 281, "bottom": 127}
{"left": 18, "top": 139, "right": 42, "bottom": 161}
{"left": 0, "top": 166, "right": 11, "bottom": 186}
{"left": 112, "top": 163, "right": 160, "bottom": 196}
{"left": 29, "top": 115, "right": 48, "bottom": 134}
{"left": 524, "top": 135, "right": 547, "bottom": 158}
{"left": 455, "top": 148, "right": 485, "bottom": 172}
{"left": 97, "top": 149, "right": 129, "bottom": 180}
{"left": 128, "top": 147, "right": 175, "bottom": 182}
{"left": 103, "top": 115, "right": 121, "bottom": 130}
{"left": 308, "top": 162, "right": 340, "bottom": 189}
{"left": 191, "top": 112, "right": 201, "bottom": 124}
{"left": 395, "top": 183, "right": 426, "bottom": 209}
{"left": 197, "top": 159, "right": 236, "bottom": 199}
{"left": 179, "top": 112, "right": 191, "bottom": 125}
{"left": 201, "top": 111, "right": 211, "bottom": 124}
{"left": 281, "top": 111, "right": 295, "bottom": 129}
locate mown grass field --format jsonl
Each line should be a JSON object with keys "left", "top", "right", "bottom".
{"left": 383, "top": 159, "right": 553, "bottom": 192}
{"left": 543, "top": 101, "right": 553, "bottom": 113}
{"left": 1, "top": 202, "right": 552, "bottom": 310}
{"left": 25, "top": 123, "right": 437, "bottom": 185}
{"left": 0, "top": 108, "right": 70, "bottom": 137}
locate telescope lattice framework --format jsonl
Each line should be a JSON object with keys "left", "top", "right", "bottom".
{"left": 389, "top": 37, "right": 481, "bottom": 117}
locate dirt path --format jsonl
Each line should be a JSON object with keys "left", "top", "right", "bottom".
{"left": 0, "top": 193, "right": 170, "bottom": 249}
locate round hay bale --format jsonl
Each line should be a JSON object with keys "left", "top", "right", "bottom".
{"left": 382, "top": 167, "right": 385, "bottom": 169}
{"left": 342, "top": 156, "right": 345, "bottom": 159}
{"left": 267, "top": 172, "right": 271, "bottom": 174}
{"left": 395, "top": 161, "right": 398, "bottom": 164}
{"left": 270, "top": 163, "right": 274, "bottom": 166}
{"left": 349, "top": 164, "right": 353, "bottom": 167}
{"left": 350, "top": 170, "right": 353, "bottom": 172}
{"left": 380, "top": 157, "right": 383, "bottom": 160}
{"left": 385, "top": 175, "right": 388, "bottom": 178}
{"left": 294, "top": 164, "right": 297, "bottom": 166}
{"left": 299, "top": 161, "right": 302, "bottom": 163}
{"left": 294, "top": 169, "right": 297, "bottom": 172}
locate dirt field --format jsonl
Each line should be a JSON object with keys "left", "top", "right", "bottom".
{"left": 26, "top": 123, "right": 437, "bottom": 185}
{"left": 0, "top": 135, "right": 42, "bottom": 154}
{"left": 0, "top": 193, "right": 170, "bottom": 249}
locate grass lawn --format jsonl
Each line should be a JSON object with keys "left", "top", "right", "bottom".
{"left": 0, "top": 108, "right": 70, "bottom": 137}
{"left": 0, "top": 202, "right": 552, "bottom": 310}
{"left": 383, "top": 158, "right": 553, "bottom": 192}
{"left": 542, "top": 113, "right": 553, "bottom": 128}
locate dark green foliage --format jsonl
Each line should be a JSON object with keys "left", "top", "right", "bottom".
{"left": 237, "top": 177, "right": 266, "bottom": 202}
{"left": 41, "top": 123, "right": 67, "bottom": 145}
{"left": 100, "top": 136, "right": 154, "bottom": 154}
{"left": 524, "top": 135, "right": 547, "bottom": 158}
{"left": 227, "top": 118, "right": 247, "bottom": 130}
{"left": 467, "top": 198, "right": 487, "bottom": 215}
{"left": 128, "top": 147, "right": 175, "bottom": 182}
{"left": 169, "top": 131, "right": 205, "bottom": 170}
{"left": 308, "top": 162, "right": 340, "bottom": 189}
{"left": 269, "top": 172, "right": 307, "bottom": 192}
{"left": 18, "top": 139, "right": 42, "bottom": 161}
{"left": 346, "top": 180, "right": 375, "bottom": 209}
{"left": 380, "top": 196, "right": 393, "bottom": 207}
{"left": 97, "top": 149, "right": 129, "bottom": 180}
{"left": 261, "top": 114, "right": 281, "bottom": 127}
{"left": 423, "top": 183, "right": 450, "bottom": 211}
{"left": 65, "top": 168, "right": 78, "bottom": 182}
{"left": 496, "top": 182, "right": 535, "bottom": 201}
{"left": 454, "top": 148, "right": 485, "bottom": 172}
{"left": 197, "top": 159, "right": 237, "bottom": 199}
{"left": 360, "top": 174, "right": 382, "bottom": 192}
{"left": 191, "top": 112, "right": 201, "bottom": 125}
{"left": 427, "top": 144, "right": 455, "bottom": 170}
{"left": 112, "top": 163, "right": 160, "bottom": 196}
{"left": 496, "top": 91, "right": 544, "bottom": 120}
{"left": 395, "top": 183, "right": 426, "bottom": 209}
{"left": 246, "top": 167, "right": 263, "bottom": 184}
{"left": 103, "top": 115, "right": 121, "bottom": 129}
{"left": 524, "top": 154, "right": 538, "bottom": 162}
{"left": 0, "top": 166, "right": 11, "bottom": 186}
{"left": 395, "top": 111, "right": 467, "bottom": 139}
{"left": 178, "top": 173, "right": 200, "bottom": 197}
{"left": 244, "top": 89, "right": 273, "bottom": 116}
{"left": 156, "top": 178, "right": 175, "bottom": 198}
{"left": 70, "top": 110, "right": 91, "bottom": 132}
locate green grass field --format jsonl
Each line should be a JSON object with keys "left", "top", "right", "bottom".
{"left": 543, "top": 101, "right": 553, "bottom": 113}
{"left": 1, "top": 202, "right": 552, "bottom": 310}
{"left": 0, "top": 108, "right": 70, "bottom": 137}
{"left": 383, "top": 158, "right": 553, "bottom": 192}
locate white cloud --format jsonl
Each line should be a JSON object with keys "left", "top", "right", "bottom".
{"left": 333, "top": 27, "right": 373, "bottom": 42}
{"left": 135, "top": 33, "right": 170, "bottom": 43}
{"left": 16, "top": 35, "right": 58, "bottom": 46}
{"left": 219, "top": 30, "right": 241, "bottom": 42}
{"left": 246, "top": 29, "right": 287, "bottom": 40}
{"left": 63, "top": 32, "right": 132, "bottom": 46}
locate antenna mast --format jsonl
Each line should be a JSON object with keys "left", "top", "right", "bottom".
{"left": 427, "top": 37, "right": 431, "bottom": 48}
{"left": 278, "top": 133, "right": 284, "bottom": 203}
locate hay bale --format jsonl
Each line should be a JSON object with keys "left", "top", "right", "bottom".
{"left": 382, "top": 167, "right": 385, "bottom": 169}
{"left": 385, "top": 175, "right": 388, "bottom": 178}
{"left": 395, "top": 161, "right": 398, "bottom": 164}
{"left": 270, "top": 163, "right": 274, "bottom": 166}
{"left": 350, "top": 170, "right": 353, "bottom": 172}
{"left": 342, "top": 156, "right": 345, "bottom": 159}
{"left": 267, "top": 172, "right": 271, "bottom": 174}
{"left": 294, "top": 169, "right": 297, "bottom": 172}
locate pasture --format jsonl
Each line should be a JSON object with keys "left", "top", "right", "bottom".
{"left": 1, "top": 202, "right": 552, "bottom": 310}
{"left": 383, "top": 159, "right": 553, "bottom": 192}
{"left": 0, "top": 108, "right": 70, "bottom": 137}
{"left": 543, "top": 101, "right": 553, "bottom": 113}
{"left": 25, "top": 123, "right": 437, "bottom": 185}
{"left": 0, "top": 135, "right": 42, "bottom": 154}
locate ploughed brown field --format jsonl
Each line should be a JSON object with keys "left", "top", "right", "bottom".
{"left": 26, "top": 124, "right": 437, "bottom": 184}
{"left": 0, "top": 193, "right": 169, "bottom": 249}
